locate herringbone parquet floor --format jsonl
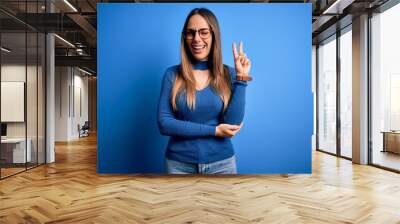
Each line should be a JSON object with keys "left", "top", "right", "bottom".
{"left": 1, "top": 134, "right": 400, "bottom": 224}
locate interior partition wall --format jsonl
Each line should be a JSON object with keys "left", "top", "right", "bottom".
{"left": 0, "top": 1, "right": 46, "bottom": 179}
{"left": 316, "top": 25, "right": 353, "bottom": 159}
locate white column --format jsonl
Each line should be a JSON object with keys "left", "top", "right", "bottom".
{"left": 46, "top": 1, "right": 55, "bottom": 163}
{"left": 46, "top": 33, "right": 55, "bottom": 163}
{"left": 352, "top": 14, "right": 369, "bottom": 164}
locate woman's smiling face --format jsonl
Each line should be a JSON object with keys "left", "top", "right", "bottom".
{"left": 185, "top": 14, "right": 213, "bottom": 61}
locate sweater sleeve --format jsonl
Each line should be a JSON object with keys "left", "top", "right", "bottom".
{"left": 222, "top": 66, "right": 247, "bottom": 125}
{"left": 157, "top": 68, "right": 216, "bottom": 138}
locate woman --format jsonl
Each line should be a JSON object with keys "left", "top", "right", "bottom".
{"left": 157, "top": 8, "right": 252, "bottom": 174}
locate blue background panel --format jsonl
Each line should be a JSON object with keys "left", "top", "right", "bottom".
{"left": 98, "top": 3, "right": 312, "bottom": 174}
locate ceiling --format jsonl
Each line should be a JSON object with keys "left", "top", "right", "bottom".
{"left": 0, "top": 0, "right": 392, "bottom": 75}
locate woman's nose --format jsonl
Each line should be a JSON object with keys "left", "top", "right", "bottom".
{"left": 193, "top": 31, "right": 202, "bottom": 41}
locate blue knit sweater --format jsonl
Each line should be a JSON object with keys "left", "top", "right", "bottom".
{"left": 157, "top": 61, "right": 247, "bottom": 164}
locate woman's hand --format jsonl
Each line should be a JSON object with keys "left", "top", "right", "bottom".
{"left": 233, "top": 41, "right": 251, "bottom": 76}
{"left": 215, "top": 123, "right": 243, "bottom": 138}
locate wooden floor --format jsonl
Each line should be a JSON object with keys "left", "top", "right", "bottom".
{"left": 1, "top": 163, "right": 45, "bottom": 178}
{"left": 0, "top": 167, "right": 26, "bottom": 178}
{"left": 373, "top": 151, "right": 400, "bottom": 171}
{"left": 1, "top": 135, "right": 400, "bottom": 223}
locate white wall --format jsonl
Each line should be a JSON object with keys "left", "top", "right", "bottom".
{"left": 1, "top": 65, "right": 38, "bottom": 138}
{"left": 72, "top": 73, "right": 89, "bottom": 138}
{"left": 1, "top": 65, "right": 26, "bottom": 134}
{"left": 1, "top": 63, "right": 46, "bottom": 164}
{"left": 1, "top": 64, "right": 25, "bottom": 81}
{"left": 55, "top": 66, "right": 89, "bottom": 141}
{"left": 55, "top": 66, "right": 70, "bottom": 141}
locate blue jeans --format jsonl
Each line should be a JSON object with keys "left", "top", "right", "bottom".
{"left": 166, "top": 155, "right": 237, "bottom": 174}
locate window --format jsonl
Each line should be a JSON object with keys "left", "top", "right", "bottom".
{"left": 318, "top": 35, "right": 337, "bottom": 154}
{"left": 371, "top": 2, "right": 400, "bottom": 171}
{"left": 339, "top": 27, "right": 352, "bottom": 158}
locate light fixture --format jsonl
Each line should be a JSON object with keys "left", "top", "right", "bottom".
{"left": 63, "top": 0, "right": 78, "bottom": 12}
{"left": 54, "top": 34, "right": 75, "bottom": 48}
{"left": 322, "top": 0, "right": 354, "bottom": 15}
{"left": 78, "top": 67, "right": 93, "bottom": 76}
{"left": 76, "top": 48, "right": 86, "bottom": 56}
{"left": 1, "top": 47, "right": 11, "bottom": 53}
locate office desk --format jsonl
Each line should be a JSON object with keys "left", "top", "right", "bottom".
{"left": 382, "top": 131, "right": 400, "bottom": 154}
{"left": 1, "top": 138, "right": 32, "bottom": 164}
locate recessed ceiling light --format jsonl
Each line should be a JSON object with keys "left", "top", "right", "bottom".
{"left": 322, "top": 0, "right": 354, "bottom": 15}
{"left": 54, "top": 34, "right": 75, "bottom": 48}
{"left": 1, "top": 47, "right": 11, "bottom": 53}
{"left": 63, "top": 0, "right": 78, "bottom": 12}
{"left": 78, "top": 67, "right": 93, "bottom": 76}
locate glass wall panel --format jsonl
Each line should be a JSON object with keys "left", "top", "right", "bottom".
{"left": 0, "top": 1, "right": 46, "bottom": 179}
{"left": 318, "top": 35, "right": 337, "bottom": 154}
{"left": 26, "top": 0, "right": 39, "bottom": 169}
{"left": 1, "top": 30, "right": 27, "bottom": 177}
{"left": 371, "top": 3, "right": 400, "bottom": 171}
{"left": 38, "top": 32, "right": 45, "bottom": 165}
{"left": 339, "top": 28, "right": 352, "bottom": 158}
{"left": 27, "top": 30, "right": 38, "bottom": 169}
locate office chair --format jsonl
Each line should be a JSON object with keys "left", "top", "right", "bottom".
{"left": 79, "top": 121, "right": 90, "bottom": 138}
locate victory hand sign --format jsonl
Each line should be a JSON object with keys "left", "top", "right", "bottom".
{"left": 233, "top": 41, "right": 252, "bottom": 81}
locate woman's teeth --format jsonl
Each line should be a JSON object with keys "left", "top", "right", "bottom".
{"left": 193, "top": 45, "right": 205, "bottom": 49}
{"left": 192, "top": 45, "right": 205, "bottom": 54}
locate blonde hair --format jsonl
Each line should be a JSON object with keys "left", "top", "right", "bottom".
{"left": 171, "top": 8, "right": 231, "bottom": 111}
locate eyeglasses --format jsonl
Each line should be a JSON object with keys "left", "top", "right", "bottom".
{"left": 183, "top": 28, "right": 212, "bottom": 40}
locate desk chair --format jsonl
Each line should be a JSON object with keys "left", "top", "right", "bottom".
{"left": 78, "top": 121, "right": 90, "bottom": 138}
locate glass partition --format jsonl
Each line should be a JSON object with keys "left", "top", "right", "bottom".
{"left": 371, "top": 3, "right": 400, "bottom": 171}
{"left": 317, "top": 35, "right": 337, "bottom": 154}
{"left": 1, "top": 30, "right": 28, "bottom": 177}
{"left": 38, "top": 32, "right": 45, "bottom": 165}
{"left": 339, "top": 27, "right": 352, "bottom": 158}
{"left": 27, "top": 30, "right": 38, "bottom": 169}
{"left": 0, "top": 1, "right": 46, "bottom": 179}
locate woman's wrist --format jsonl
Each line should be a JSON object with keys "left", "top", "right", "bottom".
{"left": 215, "top": 125, "right": 225, "bottom": 137}
{"left": 215, "top": 126, "right": 220, "bottom": 137}
{"left": 237, "top": 72, "right": 249, "bottom": 77}
{"left": 236, "top": 72, "right": 252, "bottom": 81}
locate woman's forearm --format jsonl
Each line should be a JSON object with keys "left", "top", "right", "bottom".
{"left": 158, "top": 113, "right": 216, "bottom": 138}
{"left": 222, "top": 81, "right": 247, "bottom": 125}
{"left": 157, "top": 68, "right": 216, "bottom": 138}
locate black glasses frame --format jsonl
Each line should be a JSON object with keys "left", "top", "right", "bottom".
{"left": 183, "top": 28, "right": 213, "bottom": 40}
